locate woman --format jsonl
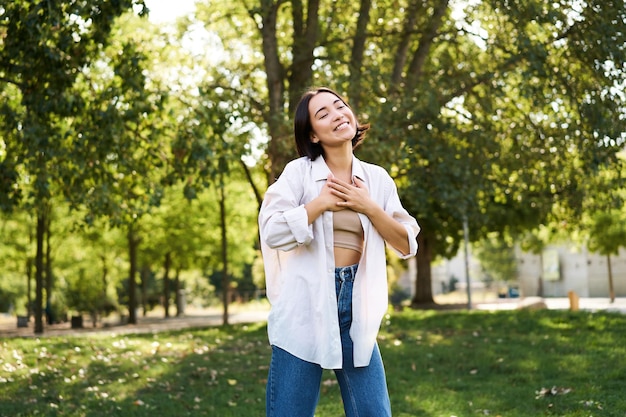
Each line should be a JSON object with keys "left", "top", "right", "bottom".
{"left": 258, "top": 87, "right": 420, "bottom": 416}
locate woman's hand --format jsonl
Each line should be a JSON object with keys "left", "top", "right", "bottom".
{"left": 328, "top": 175, "right": 411, "bottom": 255}
{"left": 326, "top": 176, "right": 372, "bottom": 215}
{"left": 318, "top": 174, "right": 348, "bottom": 212}
{"left": 304, "top": 174, "right": 346, "bottom": 223}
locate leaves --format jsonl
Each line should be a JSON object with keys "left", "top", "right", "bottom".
{"left": 0, "top": 322, "right": 269, "bottom": 415}
{"left": 535, "top": 386, "right": 573, "bottom": 399}
{"left": 231, "top": 0, "right": 626, "bottom": 304}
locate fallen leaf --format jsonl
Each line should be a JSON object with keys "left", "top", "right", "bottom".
{"left": 535, "top": 386, "right": 572, "bottom": 399}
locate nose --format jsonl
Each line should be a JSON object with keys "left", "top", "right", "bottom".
{"left": 330, "top": 108, "right": 344, "bottom": 120}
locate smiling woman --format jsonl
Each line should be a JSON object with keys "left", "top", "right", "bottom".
{"left": 258, "top": 87, "right": 420, "bottom": 417}
{"left": 143, "top": 0, "right": 197, "bottom": 23}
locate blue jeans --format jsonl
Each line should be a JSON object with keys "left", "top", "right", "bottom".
{"left": 266, "top": 264, "right": 392, "bottom": 417}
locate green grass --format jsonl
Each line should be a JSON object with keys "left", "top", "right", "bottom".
{"left": 1, "top": 309, "right": 625, "bottom": 416}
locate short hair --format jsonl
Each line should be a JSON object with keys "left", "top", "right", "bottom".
{"left": 294, "top": 87, "right": 369, "bottom": 160}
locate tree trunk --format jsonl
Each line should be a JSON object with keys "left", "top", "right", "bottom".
{"left": 240, "top": 159, "right": 263, "bottom": 209}
{"left": 127, "top": 225, "right": 138, "bottom": 324}
{"left": 140, "top": 265, "right": 150, "bottom": 317}
{"left": 163, "top": 252, "right": 172, "bottom": 318}
{"left": 100, "top": 255, "right": 108, "bottom": 298}
{"left": 44, "top": 212, "right": 53, "bottom": 324}
{"left": 288, "top": 0, "right": 319, "bottom": 108}
{"left": 391, "top": 0, "right": 422, "bottom": 89}
{"left": 26, "top": 257, "right": 33, "bottom": 318}
{"left": 34, "top": 211, "right": 46, "bottom": 334}
{"left": 258, "top": 0, "right": 290, "bottom": 180}
{"left": 219, "top": 180, "right": 230, "bottom": 325}
{"left": 347, "top": 0, "right": 372, "bottom": 108}
{"left": 607, "top": 253, "right": 615, "bottom": 303}
{"left": 404, "top": 0, "right": 449, "bottom": 92}
{"left": 411, "top": 231, "right": 435, "bottom": 306}
{"left": 174, "top": 268, "right": 182, "bottom": 317}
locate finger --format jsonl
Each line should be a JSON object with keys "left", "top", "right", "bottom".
{"left": 328, "top": 181, "right": 349, "bottom": 192}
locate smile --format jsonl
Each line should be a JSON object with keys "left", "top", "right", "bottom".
{"left": 334, "top": 121, "right": 350, "bottom": 131}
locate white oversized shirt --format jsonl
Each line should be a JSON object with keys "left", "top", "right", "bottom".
{"left": 258, "top": 155, "right": 420, "bottom": 369}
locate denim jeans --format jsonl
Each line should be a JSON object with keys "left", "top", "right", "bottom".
{"left": 266, "top": 264, "right": 392, "bottom": 417}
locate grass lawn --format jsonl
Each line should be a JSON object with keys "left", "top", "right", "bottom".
{"left": 1, "top": 308, "right": 625, "bottom": 416}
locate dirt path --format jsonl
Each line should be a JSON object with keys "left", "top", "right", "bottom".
{"left": 3, "top": 297, "right": 624, "bottom": 339}
{"left": 0, "top": 305, "right": 270, "bottom": 339}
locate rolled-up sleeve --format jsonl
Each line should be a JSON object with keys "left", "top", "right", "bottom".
{"left": 261, "top": 204, "right": 312, "bottom": 250}
{"left": 398, "top": 222, "right": 419, "bottom": 258}
{"left": 384, "top": 176, "right": 420, "bottom": 259}
{"left": 259, "top": 164, "right": 314, "bottom": 251}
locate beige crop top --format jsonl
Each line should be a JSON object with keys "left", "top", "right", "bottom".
{"left": 333, "top": 209, "right": 364, "bottom": 254}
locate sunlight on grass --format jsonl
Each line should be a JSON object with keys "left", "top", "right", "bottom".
{"left": 1, "top": 312, "right": 625, "bottom": 416}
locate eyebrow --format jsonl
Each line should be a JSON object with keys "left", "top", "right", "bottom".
{"left": 314, "top": 99, "right": 343, "bottom": 117}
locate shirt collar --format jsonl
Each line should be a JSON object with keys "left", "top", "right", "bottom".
{"left": 311, "top": 155, "right": 365, "bottom": 182}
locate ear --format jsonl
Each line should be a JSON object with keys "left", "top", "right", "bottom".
{"left": 310, "top": 134, "right": 318, "bottom": 143}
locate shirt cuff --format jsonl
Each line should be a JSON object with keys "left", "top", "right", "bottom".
{"left": 283, "top": 205, "right": 313, "bottom": 245}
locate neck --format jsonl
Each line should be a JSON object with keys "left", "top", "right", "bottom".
{"left": 325, "top": 151, "right": 353, "bottom": 181}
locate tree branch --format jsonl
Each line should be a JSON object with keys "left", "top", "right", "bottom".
{"left": 405, "top": 0, "right": 449, "bottom": 92}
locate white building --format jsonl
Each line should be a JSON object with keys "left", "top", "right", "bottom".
{"left": 516, "top": 245, "right": 626, "bottom": 298}
{"left": 400, "top": 244, "right": 626, "bottom": 299}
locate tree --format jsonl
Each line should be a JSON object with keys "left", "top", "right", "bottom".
{"left": 169, "top": 72, "right": 261, "bottom": 323}
{"left": 71, "top": 30, "right": 169, "bottom": 324}
{"left": 198, "top": 0, "right": 626, "bottom": 306}
{"left": 584, "top": 153, "right": 626, "bottom": 302}
{"left": 0, "top": 210, "right": 33, "bottom": 315}
{"left": 474, "top": 233, "right": 518, "bottom": 285}
{"left": 0, "top": 0, "right": 148, "bottom": 333}
{"left": 587, "top": 211, "right": 626, "bottom": 302}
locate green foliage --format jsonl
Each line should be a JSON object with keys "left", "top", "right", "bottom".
{"left": 192, "top": 0, "right": 626, "bottom": 303}
{"left": 1, "top": 0, "right": 151, "bottom": 331}
{"left": 2, "top": 0, "right": 625, "bottom": 318}
{"left": 140, "top": 180, "right": 259, "bottom": 292}
{"left": 0, "top": 211, "right": 32, "bottom": 313}
{"left": 0, "top": 178, "right": 260, "bottom": 315}
{"left": 70, "top": 28, "right": 169, "bottom": 226}
{"left": 0, "top": 0, "right": 148, "bottom": 212}
{"left": 474, "top": 233, "right": 518, "bottom": 283}
{"left": 587, "top": 211, "right": 626, "bottom": 256}
{"left": 583, "top": 153, "right": 626, "bottom": 256}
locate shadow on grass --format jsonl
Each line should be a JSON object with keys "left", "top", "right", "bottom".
{"left": 1, "top": 309, "right": 625, "bottom": 417}
{"left": 380, "top": 309, "right": 626, "bottom": 416}
{"left": 0, "top": 323, "right": 271, "bottom": 417}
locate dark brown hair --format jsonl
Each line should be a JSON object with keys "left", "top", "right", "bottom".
{"left": 294, "top": 87, "right": 369, "bottom": 160}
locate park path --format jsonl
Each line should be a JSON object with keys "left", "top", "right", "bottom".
{"left": 0, "top": 304, "right": 270, "bottom": 339}
{"left": 2, "top": 297, "right": 625, "bottom": 339}
{"left": 475, "top": 296, "right": 626, "bottom": 313}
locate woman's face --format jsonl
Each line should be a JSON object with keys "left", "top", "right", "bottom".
{"left": 308, "top": 91, "right": 357, "bottom": 150}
